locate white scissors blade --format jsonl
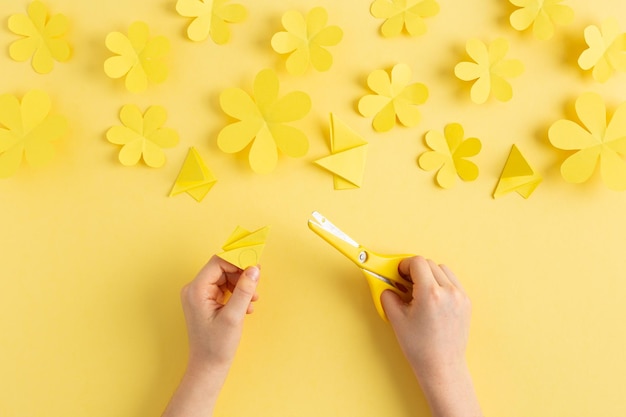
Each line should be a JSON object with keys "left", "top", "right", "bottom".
{"left": 309, "top": 211, "right": 359, "bottom": 248}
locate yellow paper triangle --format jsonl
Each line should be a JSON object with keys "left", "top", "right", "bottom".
{"left": 217, "top": 226, "right": 270, "bottom": 269}
{"left": 330, "top": 113, "right": 367, "bottom": 152}
{"left": 493, "top": 145, "right": 542, "bottom": 199}
{"left": 169, "top": 147, "right": 217, "bottom": 202}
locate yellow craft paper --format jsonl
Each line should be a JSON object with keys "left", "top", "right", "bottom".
{"left": 217, "top": 226, "right": 270, "bottom": 269}
{"left": 176, "top": 0, "right": 247, "bottom": 44}
{"left": 169, "top": 147, "right": 217, "bottom": 202}
{"left": 493, "top": 144, "right": 542, "bottom": 199}
{"left": 578, "top": 18, "right": 626, "bottom": 83}
{"left": 509, "top": 0, "right": 574, "bottom": 40}
{"left": 370, "top": 0, "right": 440, "bottom": 37}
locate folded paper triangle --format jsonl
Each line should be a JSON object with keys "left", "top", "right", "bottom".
{"left": 217, "top": 226, "right": 270, "bottom": 269}
{"left": 493, "top": 145, "right": 542, "bottom": 199}
{"left": 169, "top": 147, "right": 217, "bottom": 202}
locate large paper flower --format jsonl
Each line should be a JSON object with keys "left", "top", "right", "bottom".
{"left": 271, "top": 7, "right": 343, "bottom": 75}
{"left": 176, "top": 0, "right": 247, "bottom": 44}
{"left": 8, "top": 1, "right": 71, "bottom": 74}
{"left": 106, "top": 105, "right": 179, "bottom": 168}
{"left": 370, "top": 0, "right": 440, "bottom": 37}
{"left": 217, "top": 69, "right": 311, "bottom": 174}
{"left": 454, "top": 38, "right": 524, "bottom": 104}
{"left": 418, "top": 123, "right": 481, "bottom": 189}
{"left": 358, "top": 63, "right": 428, "bottom": 132}
{"left": 509, "top": 0, "right": 574, "bottom": 40}
{"left": 104, "top": 21, "right": 170, "bottom": 93}
{"left": 0, "top": 90, "right": 68, "bottom": 178}
{"left": 578, "top": 18, "right": 626, "bottom": 83}
{"left": 548, "top": 92, "right": 626, "bottom": 191}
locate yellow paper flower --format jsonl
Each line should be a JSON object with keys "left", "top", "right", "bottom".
{"left": 104, "top": 21, "right": 170, "bottom": 93}
{"left": 418, "top": 123, "right": 481, "bottom": 189}
{"left": 548, "top": 92, "right": 626, "bottom": 191}
{"left": 217, "top": 69, "right": 311, "bottom": 174}
{"left": 8, "top": 1, "right": 71, "bottom": 74}
{"left": 358, "top": 63, "right": 428, "bottom": 132}
{"left": 578, "top": 18, "right": 626, "bottom": 83}
{"left": 0, "top": 90, "right": 67, "bottom": 178}
{"left": 106, "top": 105, "right": 179, "bottom": 168}
{"left": 509, "top": 0, "right": 574, "bottom": 40}
{"left": 454, "top": 38, "right": 524, "bottom": 104}
{"left": 271, "top": 7, "right": 343, "bottom": 75}
{"left": 176, "top": 0, "right": 247, "bottom": 44}
{"left": 370, "top": 0, "right": 440, "bottom": 37}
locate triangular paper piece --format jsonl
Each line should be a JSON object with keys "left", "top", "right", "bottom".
{"left": 169, "top": 147, "right": 217, "bottom": 202}
{"left": 330, "top": 113, "right": 367, "bottom": 152}
{"left": 217, "top": 226, "right": 270, "bottom": 269}
{"left": 493, "top": 145, "right": 542, "bottom": 199}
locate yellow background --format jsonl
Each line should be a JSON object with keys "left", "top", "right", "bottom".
{"left": 2, "top": 1, "right": 626, "bottom": 416}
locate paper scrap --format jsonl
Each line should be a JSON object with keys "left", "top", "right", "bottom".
{"left": 493, "top": 145, "right": 542, "bottom": 199}
{"left": 578, "top": 18, "right": 626, "bottom": 83}
{"left": 370, "top": 0, "right": 440, "bottom": 37}
{"left": 217, "top": 226, "right": 270, "bottom": 269}
{"left": 169, "top": 147, "right": 217, "bottom": 202}
{"left": 509, "top": 0, "right": 574, "bottom": 40}
{"left": 176, "top": 0, "right": 247, "bottom": 44}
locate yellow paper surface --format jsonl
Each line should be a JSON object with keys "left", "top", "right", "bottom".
{"left": 169, "top": 147, "right": 217, "bottom": 202}
{"left": 370, "top": 0, "right": 440, "bottom": 37}
{"left": 578, "top": 18, "right": 626, "bottom": 83}
{"left": 217, "top": 226, "right": 270, "bottom": 269}
{"left": 493, "top": 144, "right": 542, "bottom": 199}
{"left": 509, "top": 0, "right": 574, "bottom": 40}
{"left": 176, "top": 0, "right": 247, "bottom": 44}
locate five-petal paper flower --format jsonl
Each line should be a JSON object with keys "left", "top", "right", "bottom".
{"left": 217, "top": 69, "right": 311, "bottom": 174}
{"left": 358, "top": 63, "right": 428, "bottom": 132}
{"left": 8, "top": 1, "right": 71, "bottom": 74}
{"left": 271, "top": 7, "right": 343, "bottom": 75}
{"left": 418, "top": 123, "right": 481, "bottom": 189}
{"left": 455, "top": 38, "right": 524, "bottom": 104}
{"left": 0, "top": 90, "right": 68, "bottom": 178}
{"left": 509, "top": 0, "right": 574, "bottom": 40}
{"left": 176, "top": 0, "right": 247, "bottom": 44}
{"left": 104, "top": 21, "right": 170, "bottom": 93}
{"left": 578, "top": 18, "right": 626, "bottom": 83}
{"left": 106, "top": 104, "right": 179, "bottom": 168}
{"left": 548, "top": 92, "right": 626, "bottom": 191}
{"left": 370, "top": 0, "right": 440, "bottom": 37}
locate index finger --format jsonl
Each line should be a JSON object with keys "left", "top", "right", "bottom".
{"left": 398, "top": 256, "right": 438, "bottom": 297}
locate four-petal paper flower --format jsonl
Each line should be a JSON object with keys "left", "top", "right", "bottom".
{"left": 0, "top": 90, "right": 68, "bottom": 178}
{"left": 176, "top": 0, "right": 247, "bottom": 44}
{"left": 271, "top": 7, "right": 343, "bottom": 75}
{"left": 509, "top": 0, "right": 574, "bottom": 40}
{"left": 104, "top": 21, "right": 170, "bottom": 93}
{"left": 106, "top": 105, "right": 179, "bottom": 168}
{"left": 358, "top": 63, "right": 429, "bottom": 132}
{"left": 8, "top": 0, "right": 71, "bottom": 74}
{"left": 217, "top": 69, "right": 311, "bottom": 174}
{"left": 418, "top": 123, "right": 481, "bottom": 189}
{"left": 578, "top": 18, "right": 626, "bottom": 83}
{"left": 370, "top": 0, "right": 440, "bottom": 37}
{"left": 549, "top": 92, "right": 626, "bottom": 191}
{"left": 455, "top": 38, "right": 524, "bottom": 104}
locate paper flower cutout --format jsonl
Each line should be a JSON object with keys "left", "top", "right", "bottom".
{"left": 217, "top": 69, "right": 311, "bottom": 174}
{"left": 8, "top": 1, "right": 71, "bottom": 74}
{"left": 170, "top": 147, "right": 217, "bottom": 202}
{"left": 509, "top": 0, "right": 574, "bottom": 40}
{"left": 176, "top": 0, "right": 247, "bottom": 44}
{"left": 454, "top": 38, "right": 524, "bottom": 104}
{"left": 417, "top": 123, "right": 481, "bottom": 189}
{"left": 358, "top": 63, "right": 428, "bottom": 132}
{"left": 315, "top": 113, "right": 368, "bottom": 190}
{"left": 218, "top": 226, "right": 270, "bottom": 269}
{"left": 106, "top": 105, "right": 179, "bottom": 168}
{"left": 578, "top": 19, "right": 626, "bottom": 83}
{"left": 271, "top": 7, "right": 343, "bottom": 75}
{"left": 493, "top": 145, "right": 542, "bottom": 199}
{"left": 104, "top": 21, "right": 170, "bottom": 93}
{"left": 0, "top": 90, "right": 67, "bottom": 178}
{"left": 548, "top": 92, "right": 626, "bottom": 191}
{"left": 370, "top": 0, "right": 440, "bottom": 37}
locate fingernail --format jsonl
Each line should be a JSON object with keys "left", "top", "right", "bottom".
{"left": 246, "top": 266, "right": 260, "bottom": 282}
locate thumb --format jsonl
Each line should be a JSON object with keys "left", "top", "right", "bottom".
{"left": 222, "top": 266, "right": 260, "bottom": 320}
{"left": 380, "top": 290, "right": 406, "bottom": 325}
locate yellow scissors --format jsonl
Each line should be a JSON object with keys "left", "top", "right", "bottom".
{"left": 307, "top": 211, "right": 413, "bottom": 321}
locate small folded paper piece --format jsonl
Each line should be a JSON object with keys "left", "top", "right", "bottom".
{"left": 217, "top": 225, "right": 270, "bottom": 269}
{"left": 493, "top": 145, "right": 542, "bottom": 199}
{"left": 314, "top": 114, "right": 368, "bottom": 189}
{"left": 169, "top": 147, "right": 217, "bottom": 202}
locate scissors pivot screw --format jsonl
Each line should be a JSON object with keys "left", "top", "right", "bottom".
{"left": 358, "top": 251, "right": 367, "bottom": 263}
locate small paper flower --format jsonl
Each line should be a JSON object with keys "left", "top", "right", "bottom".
{"left": 271, "top": 7, "right": 343, "bottom": 75}
{"left": 358, "top": 63, "right": 428, "bottom": 132}
{"left": 454, "top": 38, "right": 524, "bottom": 104}
{"left": 104, "top": 21, "right": 170, "bottom": 93}
{"left": 8, "top": 1, "right": 71, "bottom": 74}
{"left": 548, "top": 92, "right": 626, "bottom": 191}
{"left": 370, "top": 0, "right": 440, "bottom": 37}
{"left": 106, "top": 105, "right": 179, "bottom": 168}
{"left": 509, "top": 0, "right": 574, "bottom": 40}
{"left": 578, "top": 18, "right": 626, "bottom": 83}
{"left": 0, "top": 90, "right": 68, "bottom": 178}
{"left": 217, "top": 69, "right": 311, "bottom": 174}
{"left": 176, "top": 0, "right": 247, "bottom": 44}
{"left": 418, "top": 123, "right": 481, "bottom": 189}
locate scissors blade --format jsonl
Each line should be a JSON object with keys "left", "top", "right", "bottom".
{"left": 363, "top": 269, "right": 402, "bottom": 291}
{"left": 309, "top": 211, "right": 359, "bottom": 248}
